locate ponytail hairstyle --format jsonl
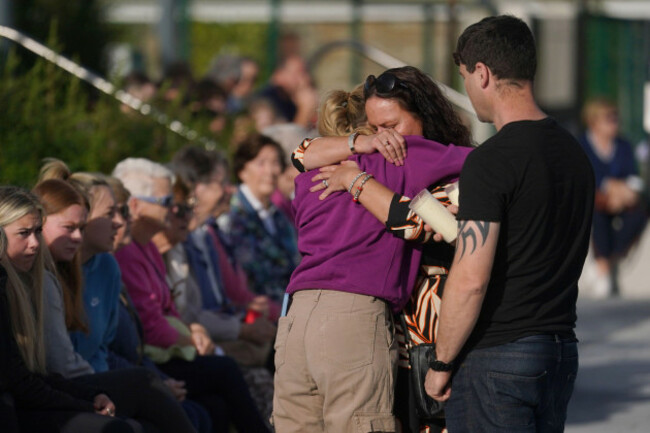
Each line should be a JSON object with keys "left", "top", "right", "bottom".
{"left": 0, "top": 186, "right": 47, "bottom": 373}
{"left": 39, "top": 158, "right": 109, "bottom": 213}
{"left": 32, "top": 179, "right": 89, "bottom": 333}
{"left": 317, "top": 84, "right": 374, "bottom": 137}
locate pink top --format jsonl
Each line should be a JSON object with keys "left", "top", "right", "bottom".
{"left": 114, "top": 241, "right": 181, "bottom": 348}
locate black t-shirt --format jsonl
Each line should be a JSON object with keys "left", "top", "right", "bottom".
{"left": 457, "top": 118, "right": 595, "bottom": 351}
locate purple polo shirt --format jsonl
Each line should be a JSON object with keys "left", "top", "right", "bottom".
{"left": 287, "top": 135, "right": 472, "bottom": 311}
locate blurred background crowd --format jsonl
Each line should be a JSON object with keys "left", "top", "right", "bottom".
{"left": 1, "top": 1, "right": 650, "bottom": 431}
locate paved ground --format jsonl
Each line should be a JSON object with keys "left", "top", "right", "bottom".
{"left": 565, "top": 297, "right": 650, "bottom": 432}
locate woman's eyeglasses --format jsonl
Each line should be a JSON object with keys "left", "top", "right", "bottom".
{"left": 118, "top": 204, "right": 130, "bottom": 220}
{"left": 134, "top": 194, "right": 174, "bottom": 208}
{"left": 172, "top": 203, "right": 194, "bottom": 219}
{"left": 363, "top": 72, "right": 409, "bottom": 99}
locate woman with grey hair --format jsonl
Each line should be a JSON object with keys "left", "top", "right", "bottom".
{"left": 36, "top": 160, "right": 199, "bottom": 433}
{"left": 113, "top": 158, "right": 271, "bottom": 433}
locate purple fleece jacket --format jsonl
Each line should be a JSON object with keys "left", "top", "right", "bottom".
{"left": 287, "top": 135, "right": 472, "bottom": 311}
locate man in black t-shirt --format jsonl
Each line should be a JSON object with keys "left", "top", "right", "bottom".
{"left": 424, "top": 16, "right": 595, "bottom": 432}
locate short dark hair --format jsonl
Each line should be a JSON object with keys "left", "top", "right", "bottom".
{"left": 171, "top": 146, "right": 227, "bottom": 188}
{"left": 453, "top": 15, "right": 537, "bottom": 82}
{"left": 233, "top": 133, "right": 286, "bottom": 182}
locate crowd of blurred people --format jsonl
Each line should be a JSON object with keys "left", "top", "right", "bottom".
{"left": 121, "top": 47, "right": 319, "bottom": 148}
{"left": 2, "top": 19, "right": 649, "bottom": 433}
{"left": 0, "top": 31, "right": 347, "bottom": 432}
{"left": 1, "top": 129, "right": 299, "bottom": 432}
{"left": 0, "top": 33, "right": 329, "bottom": 430}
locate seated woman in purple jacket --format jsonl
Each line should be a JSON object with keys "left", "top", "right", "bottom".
{"left": 272, "top": 66, "right": 473, "bottom": 433}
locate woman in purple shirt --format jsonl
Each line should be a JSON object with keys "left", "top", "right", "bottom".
{"left": 273, "top": 66, "right": 472, "bottom": 433}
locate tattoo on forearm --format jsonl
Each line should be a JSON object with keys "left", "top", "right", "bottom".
{"left": 457, "top": 221, "right": 490, "bottom": 259}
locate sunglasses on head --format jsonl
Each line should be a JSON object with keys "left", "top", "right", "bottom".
{"left": 135, "top": 194, "right": 174, "bottom": 208}
{"left": 363, "top": 72, "right": 409, "bottom": 99}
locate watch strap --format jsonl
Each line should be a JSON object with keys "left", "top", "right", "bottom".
{"left": 427, "top": 350, "right": 454, "bottom": 371}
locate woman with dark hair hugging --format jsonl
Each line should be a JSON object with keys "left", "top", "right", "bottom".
{"left": 273, "top": 66, "right": 473, "bottom": 433}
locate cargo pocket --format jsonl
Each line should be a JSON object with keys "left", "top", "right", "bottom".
{"left": 274, "top": 315, "right": 293, "bottom": 369}
{"left": 353, "top": 412, "right": 396, "bottom": 432}
{"left": 321, "top": 313, "right": 377, "bottom": 369}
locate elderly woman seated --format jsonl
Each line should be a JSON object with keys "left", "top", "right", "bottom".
{"left": 222, "top": 134, "right": 300, "bottom": 306}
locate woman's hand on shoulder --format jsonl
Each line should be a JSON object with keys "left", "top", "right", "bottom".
{"left": 355, "top": 129, "right": 407, "bottom": 166}
{"left": 310, "top": 160, "right": 361, "bottom": 200}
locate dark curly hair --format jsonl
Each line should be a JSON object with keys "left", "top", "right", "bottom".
{"left": 364, "top": 66, "right": 472, "bottom": 147}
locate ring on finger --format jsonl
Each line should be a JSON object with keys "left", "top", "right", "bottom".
{"left": 323, "top": 179, "right": 329, "bottom": 188}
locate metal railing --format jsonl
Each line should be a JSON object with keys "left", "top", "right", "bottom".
{"left": 308, "top": 39, "right": 494, "bottom": 145}
{"left": 1, "top": 25, "right": 488, "bottom": 146}
{"left": 0, "top": 25, "right": 218, "bottom": 150}
{"left": 308, "top": 39, "right": 477, "bottom": 116}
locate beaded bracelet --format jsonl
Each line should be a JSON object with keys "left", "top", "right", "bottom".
{"left": 353, "top": 174, "right": 374, "bottom": 203}
{"left": 348, "top": 171, "right": 366, "bottom": 193}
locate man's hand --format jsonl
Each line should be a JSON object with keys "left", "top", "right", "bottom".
{"left": 93, "top": 393, "right": 116, "bottom": 417}
{"left": 424, "top": 369, "right": 452, "bottom": 402}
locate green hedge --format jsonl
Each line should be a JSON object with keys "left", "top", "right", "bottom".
{"left": 0, "top": 49, "right": 217, "bottom": 188}
{"left": 0, "top": 20, "right": 277, "bottom": 188}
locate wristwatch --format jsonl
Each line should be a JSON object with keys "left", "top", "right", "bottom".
{"left": 348, "top": 132, "right": 359, "bottom": 154}
{"left": 429, "top": 359, "right": 455, "bottom": 372}
{"left": 427, "top": 349, "right": 455, "bottom": 371}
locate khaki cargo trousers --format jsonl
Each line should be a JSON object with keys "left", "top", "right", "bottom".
{"left": 272, "top": 289, "right": 398, "bottom": 433}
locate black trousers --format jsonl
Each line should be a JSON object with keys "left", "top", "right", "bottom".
{"left": 3, "top": 390, "right": 138, "bottom": 433}
{"left": 17, "top": 410, "right": 141, "bottom": 433}
{"left": 159, "top": 355, "right": 269, "bottom": 433}
{"left": 72, "top": 367, "right": 196, "bottom": 433}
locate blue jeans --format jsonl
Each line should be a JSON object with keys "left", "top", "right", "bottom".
{"left": 446, "top": 334, "right": 578, "bottom": 433}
